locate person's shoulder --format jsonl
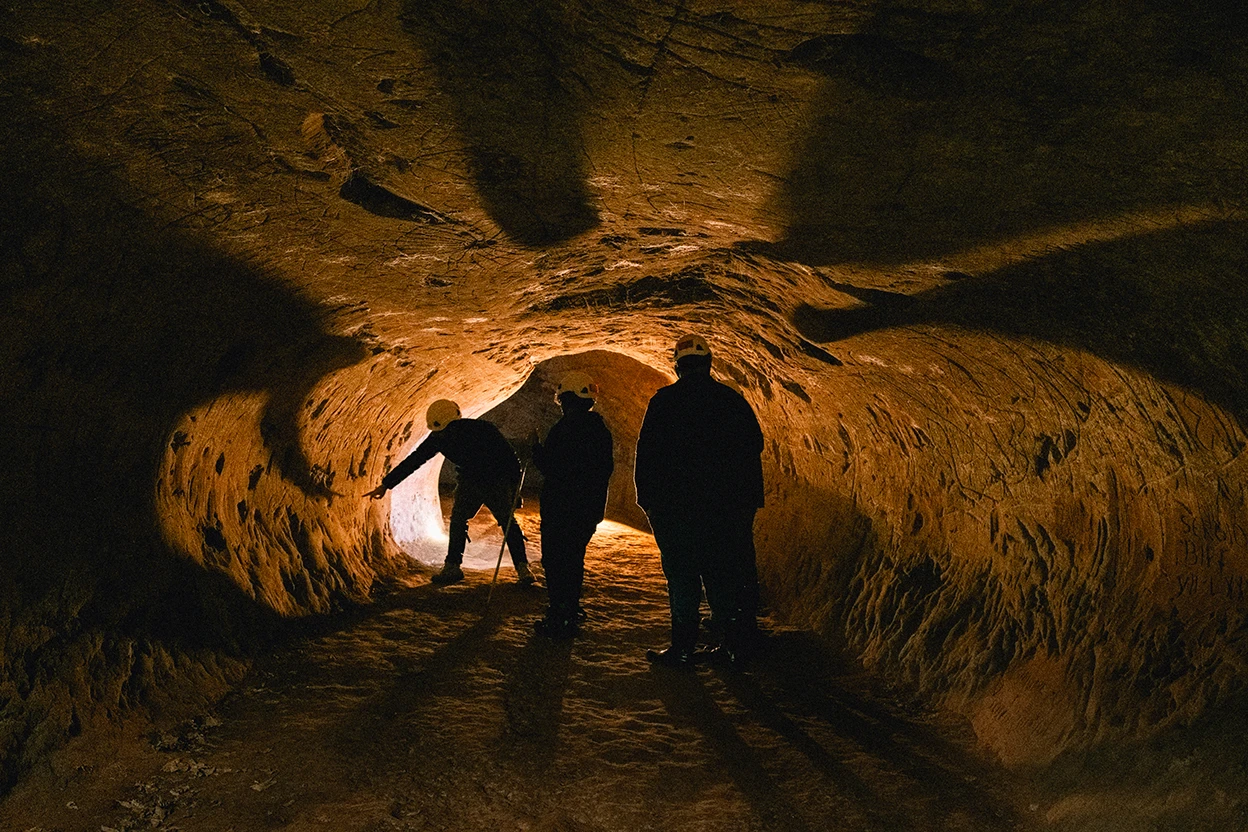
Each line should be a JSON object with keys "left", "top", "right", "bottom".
{"left": 710, "top": 377, "right": 751, "bottom": 401}
{"left": 710, "top": 378, "right": 760, "bottom": 419}
{"left": 444, "top": 418, "right": 472, "bottom": 434}
{"left": 570, "top": 408, "right": 609, "bottom": 430}
{"left": 453, "top": 417, "right": 502, "bottom": 436}
{"left": 686, "top": 375, "right": 743, "bottom": 402}
{"left": 653, "top": 378, "right": 680, "bottom": 395}
{"left": 647, "top": 382, "right": 680, "bottom": 405}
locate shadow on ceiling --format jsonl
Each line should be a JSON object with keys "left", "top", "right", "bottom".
{"left": 398, "top": 0, "right": 605, "bottom": 247}
{"left": 755, "top": 0, "right": 1248, "bottom": 267}
{"left": 792, "top": 217, "right": 1248, "bottom": 426}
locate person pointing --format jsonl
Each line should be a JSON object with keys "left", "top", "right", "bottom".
{"left": 367, "top": 399, "right": 533, "bottom": 587}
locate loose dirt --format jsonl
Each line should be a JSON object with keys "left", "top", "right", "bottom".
{"left": 4, "top": 511, "right": 1031, "bottom": 832}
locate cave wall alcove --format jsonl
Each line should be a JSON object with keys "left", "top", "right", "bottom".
{"left": 2, "top": 0, "right": 1248, "bottom": 819}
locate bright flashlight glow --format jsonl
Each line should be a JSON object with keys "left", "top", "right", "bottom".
{"left": 389, "top": 452, "right": 449, "bottom": 566}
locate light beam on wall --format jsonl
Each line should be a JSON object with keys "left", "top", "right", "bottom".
{"left": 387, "top": 429, "right": 523, "bottom": 570}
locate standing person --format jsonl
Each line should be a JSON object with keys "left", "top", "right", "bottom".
{"left": 366, "top": 399, "right": 533, "bottom": 587}
{"left": 531, "top": 371, "right": 614, "bottom": 638}
{"left": 635, "top": 335, "right": 764, "bottom": 668}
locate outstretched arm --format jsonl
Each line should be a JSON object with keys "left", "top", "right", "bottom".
{"left": 364, "top": 433, "right": 441, "bottom": 499}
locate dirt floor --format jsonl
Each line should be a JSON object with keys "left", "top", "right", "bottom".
{"left": 3, "top": 510, "right": 1033, "bottom": 832}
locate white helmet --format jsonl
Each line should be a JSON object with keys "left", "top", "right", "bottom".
{"left": 555, "top": 371, "right": 599, "bottom": 400}
{"left": 674, "top": 334, "right": 711, "bottom": 361}
{"left": 425, "top": 399, "right": 461, "bottom": 431}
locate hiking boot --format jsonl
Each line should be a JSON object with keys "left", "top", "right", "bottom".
{"left": 535, "top": 616, "right": 578, "bottom": 639}
{"left": 430, "top": 564, "right": 464, "bottom": 585}
{"left": 706, "top": 644, "right": 748, "bottom": 669}
{"left": 646, "top": 645, "right": 698, "bottom": 669}
{"left": 514, "top": 563, "right": 536, "bottom": 587}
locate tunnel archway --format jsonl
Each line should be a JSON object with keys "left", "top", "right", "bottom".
{"left": 387, "top": 349, "right": 671, "bottom": 569}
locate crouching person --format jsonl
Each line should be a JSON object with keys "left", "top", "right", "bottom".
{"left": 366, "top": 399, "right": 532, "bottom": 586}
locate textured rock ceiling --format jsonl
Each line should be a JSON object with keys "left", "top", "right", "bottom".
{"left": 2, "top": 0, "right": 1248, "bottom": 795}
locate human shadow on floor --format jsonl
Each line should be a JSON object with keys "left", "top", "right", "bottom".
{"left": 327, "top": 579, "right": 544, "bottom": 767}
{"left": 497, "top": 633, "right": 576, "bottom": 774}
{"left": 652, "top": 667, "right": 815, "bottom": 832}
{"left": 708, "top": 662, "right": 914, "bottom": 831}
{"left": 736, "top": 630, "right": 1020, "bottom": 831}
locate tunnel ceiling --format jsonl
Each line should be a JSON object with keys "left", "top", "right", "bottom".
{"left": 4, "top": 0, "right": 1248, "bottom": 793}
{"left": 7, "top": 0, "right": 1247, "bottom": 451}
{"left": 7, "top": 0, "right": 1244, "bottom": 348}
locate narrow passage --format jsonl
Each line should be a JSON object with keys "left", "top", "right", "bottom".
{"left": 12, "top": 512, "right": 1030, "bottom": 832}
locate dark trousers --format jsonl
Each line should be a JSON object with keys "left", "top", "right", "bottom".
{"left": 735, "top": 510, "right": 760, "bottom": 624}
{"left": 447, "top": 477, "right": 527, "bottom": 568}
{"left": 540, "top": 517, "right": 596, "bottom": 617}
{"left": 648, "top": 509, "right": 755, "bottom": 648}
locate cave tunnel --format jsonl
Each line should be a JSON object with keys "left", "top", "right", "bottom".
{"left": 391, "top": 349, "right": 665, "bottom": 568}
{"left": 2, "top": 0, "right": 1248, "bottom": 829}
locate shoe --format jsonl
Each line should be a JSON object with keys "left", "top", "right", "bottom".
{"left": 430, "top": 564, "right": 464, "bottom": 585}
{"left": 535, "top": 616, "right": 577, "bottom": 639}
{"left": 706, "top": 645, "right": 748, "bottom": 669}
{"left": 514, "top": 563, "right": 536, "bottom": 587}
{"left": 646, "top": 646, "right": 698, "bottom": 669}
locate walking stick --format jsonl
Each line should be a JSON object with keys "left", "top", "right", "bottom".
{"left": 486, "top": 465, "right": 527, "bottom": 609}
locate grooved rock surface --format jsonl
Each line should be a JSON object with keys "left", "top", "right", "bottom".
{"left": 2, "top": 0, "right": 1248, "bottom": 812}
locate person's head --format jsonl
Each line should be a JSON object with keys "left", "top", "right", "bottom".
{"left": 425, "top": 399, "right": 461, "bottom": 431}
{"left": 555, "top": 371, "right": 597, "bottom": 413}
{"left": 673, "top": 334, "right": 712, "bottom": 378}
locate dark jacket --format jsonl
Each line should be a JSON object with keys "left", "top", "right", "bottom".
{"left": 634, "top": 371, "right": 764, "bottom": 514}
{"left": 534, "top": 409, "right": 614, "bottom": 525}
{"left": 382, "top": 418, "right": 521, "bottom": 489}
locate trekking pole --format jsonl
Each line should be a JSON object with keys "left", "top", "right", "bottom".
{"left": 486, "top": 465, "right": 527, "bottom": 609}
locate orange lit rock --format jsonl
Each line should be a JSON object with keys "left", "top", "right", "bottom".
{"left": 1, "top": 0, "right": 1247, "bottom": 810}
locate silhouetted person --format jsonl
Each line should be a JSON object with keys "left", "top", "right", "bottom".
{"left": 367, "top": 399, "right": 532, "bottom": 586}
{"left": 635, "top": 335, "right": 765, "bottom": 668}
{"left": 531, "top": 372, "right": 614, "bottom": 638}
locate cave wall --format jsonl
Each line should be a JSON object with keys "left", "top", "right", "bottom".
{"left": 759, "top": 323, "right": 1248, "bottom": 765}
{"left": 2, "top": 0, "right": 1248, "bottom": 790}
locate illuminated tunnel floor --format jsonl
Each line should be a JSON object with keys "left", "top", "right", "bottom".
{"left": 5, "top": 512, "right": 1031, "bottom": 831}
